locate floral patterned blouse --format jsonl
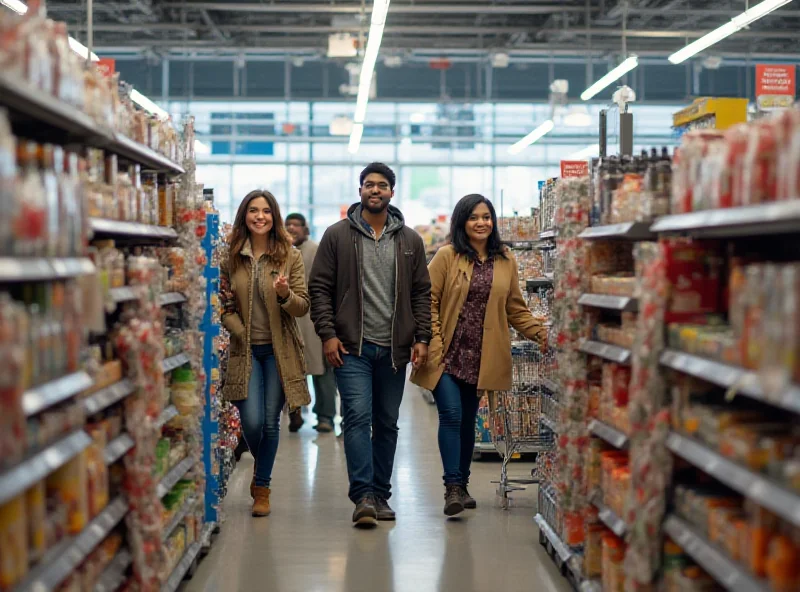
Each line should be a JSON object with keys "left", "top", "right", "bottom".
{"left": 443, "top": 257, "right": 494, "bottom": 385}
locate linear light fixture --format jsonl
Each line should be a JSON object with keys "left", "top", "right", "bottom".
{"left": 567, "top": 144, "right": 601, "bottom": 160}
{"left": 581, "top": 56, "right": 638, "bottom": 101}
{"left": 508, "top": 119, "right": 555, "bottom": 155}
{"left": 348, "top": 123, "right": 364, "bottom": 154}
{"left": 1, "top": 0, "right": 99, "bottom": 60}
{"left": 129, "top": 89, "right": 170, "bottom": 120}
{"left": 668, "top": 0, "right": 794, "bottom": 64}
{"left": 348, "top": 0, "right": 390, "bottom": 154}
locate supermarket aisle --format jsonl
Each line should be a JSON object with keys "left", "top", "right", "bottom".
{"left": 183, "top": 383, "right": 571, "bottom": 592}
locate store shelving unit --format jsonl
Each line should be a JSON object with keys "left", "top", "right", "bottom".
{"left": 591, "top": 493, "right": 627, "bottom": 537}
{"left": 578, "top": 340, "right": 632, "bottom": 364}
{"left": 663, "top": 515, "right": 768, "bottom": 592}
{"left": 578, "top": 293, "right": 638, "bottom": 312}
{"left": 159, "top": 292, "right": 188, "bottom": 306}
{"left": 12, "top": 496, "right": 129, "bottom": 592}
{"left": 157, "top": 457, "right": 196, "bottom": 498}
{"left": 651, "top": 200, "right": 800, "bottom": 238}
{"left": 666, "top": 432, "right": 800, "bottom": 527}
{"left": 83, "top": 380, "right": 136, "bottom": 416}
{"left": 162, "top": 543, "right": 202, "bottom": 592}
{"left": 156, "top": 405, "right": 180, "bottom": 429}
{"left": 0, "top": 257, "right": 95, "bottom": 282}
{"left": 578, "top": 222, "right": 656, "bottom": 241}
{"left": 104, "top": 433, "right": 135, "bottom": 465}
{"left": 0, "top": 73, "right": 185, "bottom": 175}
{"left": 22, "top": 371, "right": 93, "bottom": 417}
{"left": 162, "top": 496, "right": 198, "bottom": 543}
{"left": 588, "top": 419, "right": 629, "bottom": 449}
{"left": 0, "top": 430, "right": 92, "bottom": 506}
{"left": 660, "top": 349, "right": 800, "bottom": 414}
{"left": 162, "top": 352, "right": 191, "bottom": 373}
{"left": 94, "top": 549, "right": 132, "bottom": 592}
{"left": 90, "top": 219, "right": 179, "bottom": 241}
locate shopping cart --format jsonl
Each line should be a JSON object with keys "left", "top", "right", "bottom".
{"left": 487, "top": 340, "right": 555, "bottom": 509}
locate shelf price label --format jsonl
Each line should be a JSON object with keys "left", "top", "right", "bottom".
{"left": 561, "top": 160, "right": 590, "bottom": 178}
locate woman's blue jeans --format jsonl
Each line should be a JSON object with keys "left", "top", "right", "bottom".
{"left": 433, "top": 373, "right": 480, "bottom": 485}
{"left": 233, "top": 344, "right": 286, "bottom": 488}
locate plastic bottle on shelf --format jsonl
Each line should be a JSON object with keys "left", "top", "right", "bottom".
{"left": 16, "top": 141, "right": 47, "bottom": 257}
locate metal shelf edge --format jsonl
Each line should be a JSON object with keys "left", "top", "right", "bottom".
{"left": 0, "top": 257, "right": 96, "bottom": 283}
{"left": 162, "top": 496, "right": 197, "bottom": 543}
{"left": 591, "top": 494, "right": 627, "bottom": 536}
{"left": 588, "top": 419, "right": 629, "bottom": 449}
{"left": 94, "top": 549, "right": 132, "bottom": 592}
{"left": 161, "top": 353, "right": 190, "bottom": 373}
{"left": 161, "top": 542, "right": 202, "bottom": 592}
{"left": 578, "top": 293, "right": 638, "bottom": 312}
{"left": 660, "top": 349, "right": 800, "bottom": 415}
{"left": 104, "top": 434, "right": 135, "bottom": 465}
{"left": 578, "top": 221, "right": 655, "bottom": 240}
{"left": 579, "top": 340, "right": 632, "bottom": 364}
{"left": 157, "top": 457, "right": 195, "bottom": 498}
{"left": 0, "top": 430, "right": 92, "bottom": 506}
{"left": 83, "top": 380, "right": 136, "bottom": 416}
{"left": 651, "top": 201, "right": 800, "bottom": 238}
{"left": 666, "top": 432, "right": 800, "bottom": 528}
{"left": 156, "top": 405, "right": 180, "bottom": 429}
{"left": 23, "top": 371, "right": 93, "bottom": 417}
{"left": 664, "top": 515, "right": 769, "bottom": 592}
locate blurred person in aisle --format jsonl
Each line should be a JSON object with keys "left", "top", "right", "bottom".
{"left": 219, "top": 190, "right": 311, "bottom": 518}
{"left": 411, "top": 194, "right": 547, "bottom": 517}
{"left": 285, "top": 212, "right": 338, "bottom": 434}
{"left": 309, "top": 162, "right": 432, "bottom": 527}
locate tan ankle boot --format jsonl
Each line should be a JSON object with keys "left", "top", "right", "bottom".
{"left": 252, "top": 486, "right": 271, "bottom": 517}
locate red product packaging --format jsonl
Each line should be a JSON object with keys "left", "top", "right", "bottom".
{"left": 663, "top": 239, "right": 723, "bottom": 324}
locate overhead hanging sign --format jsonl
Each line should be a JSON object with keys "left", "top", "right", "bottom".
{"left": 560, "top": 160, "right": 590, "bottom": 178}
{"left": 96, "top": 58, "right": 116, "bottom": 77}
{"left": 755, "top": 64, "right": 796, "bottom": 111}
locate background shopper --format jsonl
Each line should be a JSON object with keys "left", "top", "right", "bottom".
{"left": 286, "top": 212, "right": 338, "bottom": 433}
{"left": 219, "top": 190, "right": 311, "bottom": 517}
{"left": 411, "top": 194, "right": 547, "bottom": 517}
{"left": 309, "top": 162, "right": 431, "bottom": 527}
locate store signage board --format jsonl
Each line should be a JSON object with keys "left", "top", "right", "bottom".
{"left": 756, "top": 64, "right": 796, "bottom": 111}
{"left": 96, "top": 58, "right": 116, "bottom": 77}
{"left": 560, "top": 160, "right": 589, "bottom": 178}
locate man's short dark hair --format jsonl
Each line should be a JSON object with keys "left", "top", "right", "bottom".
{"left": 359, "top": 162, "right": 396, "bottom": 189}
{"left": 285, "top": 213, "right": 307, "bottom": 227}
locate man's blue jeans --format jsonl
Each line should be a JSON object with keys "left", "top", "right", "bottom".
{"left": 433, "top": 373, "right": 480, "bottom": 485}
{"left": 233, "top": 344, "right": 286, "bottom": 488}
{"left": 334, "top": 341, "right": 407, "bottom": 503}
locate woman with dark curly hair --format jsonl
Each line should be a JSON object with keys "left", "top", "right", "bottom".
{"left": 411, "top": 194, "right": 547, "bottom": 517}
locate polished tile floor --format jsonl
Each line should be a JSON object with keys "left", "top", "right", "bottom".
{"left": 183, "top": 381, "right": 572, "bottom": 592}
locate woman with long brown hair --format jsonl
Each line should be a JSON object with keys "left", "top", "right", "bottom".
{"left": 219, "top": 190, "right": 311, "bottom": 517}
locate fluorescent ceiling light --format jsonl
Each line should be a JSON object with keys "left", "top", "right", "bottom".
{"left": 348, "top": 0, "right": 391, "bottom": 154}
{"left": 129, "top": 89, "right": 170, "bottom": 120}
{"left": 581, "top": 56, "right": 638, "bottom": 101}
{"left": 409, "top": 112, "right": 425, "bottom": 124}
{"left": 2, "top": 1, "right": 99, "bottom": 61}
{"left": 348, "top": 123, "right": 364, "bottom": 154}
{"left": 68, "top": 36, "right": 99, "bottom": 61}
{"left": 668, "top": 0, "right": 793, "bottom": 64}
{"left": 1, "top": 0, "right": 26, "bottom": 14}
{"left": 567, "top": 144, "right": 600, "bottom": 160}
{"left": 508, "top": 119, "right": 554, "bottom": 155}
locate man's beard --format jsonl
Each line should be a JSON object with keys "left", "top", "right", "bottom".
{"left": 363, "top": 197, "right": 388, "bottom": 214}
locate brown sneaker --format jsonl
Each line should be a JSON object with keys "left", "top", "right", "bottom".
{"left": 461, "top": 485, "right": 477, "bottom": 509}
{"left": 352, "top": 495, "right": 378, "bottom": 528}
{"left": 444, "top": 484, "right": 465, "bottom": 516}
{"left": 289, "top": 410, "right": 304, "bottom": 432}
{"left": 315, "top": 418, "right": 334, "bottom": 433}
{"left": 252, "top": 486, "right": 271, "bottom": 517}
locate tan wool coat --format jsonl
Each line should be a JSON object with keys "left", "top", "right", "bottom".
{"left": 411, "top": 245, "right": 547, "bottom": 392}
{"left": 219, "top": 240, "right": 311, "bottom": 409}
{"left": 295, "top": 239, "right": 325, "bottom": 376}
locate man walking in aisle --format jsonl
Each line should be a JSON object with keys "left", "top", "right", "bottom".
{"left": 309, "top": 162, "right": 431, "bottom": 527}
{"left": 285, "top": 213, "right": 337, "bottom": 433}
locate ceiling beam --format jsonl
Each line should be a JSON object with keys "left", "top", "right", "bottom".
{"left": 157, "top": 2, "right": 590, "bottom": 15}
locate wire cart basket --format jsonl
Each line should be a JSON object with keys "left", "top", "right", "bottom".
{"left": 487, "top": 340, "right": 555, "bottom": 508}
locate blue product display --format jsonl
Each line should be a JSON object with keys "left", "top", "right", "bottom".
{"left": 201, "top": 211, "right": 222, "bottom": 524}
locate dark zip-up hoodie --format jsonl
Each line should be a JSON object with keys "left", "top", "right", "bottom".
{"left": 309, "top": 203, "right": 432, "bottom": 368}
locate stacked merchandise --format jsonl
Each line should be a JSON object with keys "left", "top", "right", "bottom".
{"left": 538, "top": 178, "right": 559, "bottom": 235}
{"left": 538, "top": 107, "right": 800, "bottom": 592}
{"left": 0, "top": 6, "right": 221, "bottom": 588}
{"left": 415, "top": 219, "right": 449, "bottom": 261}
{"left": 498, "top": 212, "right": 540, "bottom": 243}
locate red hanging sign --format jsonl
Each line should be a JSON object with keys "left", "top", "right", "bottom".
{"left": 96, "top": 58, "right": 116, "bottom": 77}
{"left": 560, "top": 160, "right": 590, "bottom": 178}
{"left": 756, "top": 64, "right": 796, "bottom": 111}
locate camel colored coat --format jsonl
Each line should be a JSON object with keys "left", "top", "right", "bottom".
{"left": 410, "top": 245, "right": 547, "bottom": 392}
{"left": 219, "top": 240, "right": 311, "bottom": 409}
